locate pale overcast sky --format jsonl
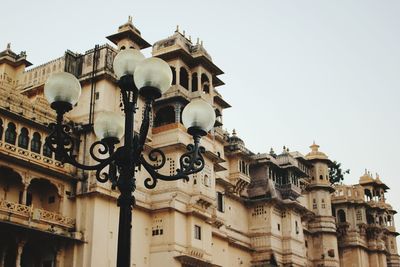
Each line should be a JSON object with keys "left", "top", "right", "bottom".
{"left": 2, "top": 0, "right": 400, "bottom": 226}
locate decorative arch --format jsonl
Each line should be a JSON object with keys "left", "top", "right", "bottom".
{"left": 364, "top": 189, "right": 372, "bottom": 201}
{"left": 154, "top": 106, "right": 175, "bottom": 127}
{"left": 337, "top": 209, "right": 346, "bottom": 223}
{"left": 367, "top": 213, "right": 374, "bottom": 224}
{"left": 31, "top": 132, "right": 42, "bottom": 154}
{"left": 170, "top": 66, "right": 176, "bottom": 85}
{"left": 21, "top": 240, "right": 57, "bottom": 267}
{"left": 5, "top": 122, "right": 16, "bottom": 145}
{"left": 43, "top": 141, "right": 53, "bottom": 158}
{"left": 191, "top": 72, "right": 198, "bottom": 92}
{"left": 201, "top": 73, "right": 210, "bottom": 94}
{"left": 27, "top": 178, "right": 60, "bottom": 212}
{"left": 0, "top": 165, "right": 24, "bottom": 203}
{"left": 179, "top": 67, "right": 189, "bottom": 90}
{"left": 18, "top": 127, "right": 29, "bottom": 149}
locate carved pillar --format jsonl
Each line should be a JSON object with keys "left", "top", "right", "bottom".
{"left": 15, "top": 240, "right": 25, "bottom": 267}
{"left": 188, "top": 74, "right": 192, "bottom": 91}
{"left": 174, "top": 104, "right": 182, "bottom": 124}
{"left": 55, "top": 247, "right": 64, "bottom": 267}
{"left": 176, "top": 65, "right": 180, "bottom": 87}
{"left": 21, "top": 183, "right": 28, "bottom": 205}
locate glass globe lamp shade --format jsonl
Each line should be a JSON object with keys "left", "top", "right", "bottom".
{"left": 44, "top": 72, "right": 81, "bottom": 106}
{"left": 134, "top": 57, "right": 172, "bottom": 99}
{"left": 113, "top": 49, "right": 145, "bottom": 79}
{"left": 94, "top": 111, "right": 125, "bottom": 141}
{"left": 182, "top": 99, "right": 216, "bottom": 136}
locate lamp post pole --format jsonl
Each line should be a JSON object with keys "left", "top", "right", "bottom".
{"left": 116, "top": 85, "right": 136, "bottom": 266}
{"left": 44, "top": 49, "right": 216, "bottom": 267}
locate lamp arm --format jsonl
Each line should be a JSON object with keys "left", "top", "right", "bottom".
{"left": 140, "top": 136, "right": 206, "bottom": 189}
{"left": 178, "top": 135, "right": 205, "bottom": 174}
{"left": 136, "top": 99, "right": 152, "bottom": 156}
{"left": 46, "top": 122, "right": 119, "bottom": 180}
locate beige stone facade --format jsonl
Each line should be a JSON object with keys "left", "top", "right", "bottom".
{"left": 0, "top": 19, "right": 399, "bottom": 267}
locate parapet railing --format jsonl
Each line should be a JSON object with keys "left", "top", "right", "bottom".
{"left": 0, "top": 199, "right": 75, "bottom": 229}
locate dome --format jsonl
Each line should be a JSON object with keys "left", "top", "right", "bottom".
{"left": 305, "top": 142, "right": 328, "bottom": 160}
{"left": 229, "top": 129, "right": 245, "bottom": 146}
{"left": 359, "top": 169, "right": 374, "bottom": 184}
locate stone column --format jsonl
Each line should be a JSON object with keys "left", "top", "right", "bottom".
{"left": 21, "top": 183, "right": 28, "bottom": 205}
{"left": 176, "top": 65, "right": 180, "bottom": 87}
{"left": 15, "top": 240, "right": 25, "bottom": 267}
{"left": 55, "top": 247, "right": 64, "bottom": 267}
{"left": 174, "top": 104, "right": 182, "bottom": 124}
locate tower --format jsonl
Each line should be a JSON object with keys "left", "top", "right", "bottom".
{"left": 0, "top": 43, "right": 31, "bottom": 90}
{"left": 304, "top": 142, "right": 339, "bottom": 266}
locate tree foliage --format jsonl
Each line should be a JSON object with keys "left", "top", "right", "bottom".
{"left": 329, "top": 161, "right": 350, "bottom": 184}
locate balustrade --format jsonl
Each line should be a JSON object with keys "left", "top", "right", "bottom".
{"left": 0, "top": 199, "right": 75, "bottom": 229}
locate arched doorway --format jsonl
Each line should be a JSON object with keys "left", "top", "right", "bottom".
{"left": 0, "top": 166, "right": 24, "bottom": 204}
{"left": 2, "top": 241, "right": 17, "bottom": 267}
{"left": 27, "top": 179, "right": 60, "bottom": 212}
{"left": 337, "top": 209, "right": 346, "bottom": 223}
{"left": 21, "top": 241, "right": 56, "bottom": 267}
{"left": 154, "top": 106, "right": 176, "bottom": 127}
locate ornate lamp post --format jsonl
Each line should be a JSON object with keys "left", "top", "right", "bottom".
{"left": 43, "top": 49, "right": 215, "bottom": 267}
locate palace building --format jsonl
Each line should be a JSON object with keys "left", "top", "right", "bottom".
{"left": 0, "top": 19, "right": 399, "bottom": 267}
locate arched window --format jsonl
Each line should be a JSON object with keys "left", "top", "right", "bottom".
{"left": 191, "top": 72, "right": 198, "bottom": 92}
{"left": 18, "top": 127, "right": 29, "bottom": 149}
{"left": 43, "top": 142, "right": 53, "bottom": 158}
{"left": 319, "top": 175, "right": 323, "bottom": 180}
{"left": 5, "top": 122, "right": 17, "bottom": 145}
{"left": 337, "top": 209, "right": 346, "bottom": 223}
{"left": 170, "top": 66, "right": 176, "bottom": 85}
{"left": 364, "top": 189, "right": 372, "bottom": 201}
{"left": 0, "top": 118, "right": 3, "bottom": 140}
{"left": 31, "top": 132, "right": 42, "bottom": 154}
{"left": 379, "top": 216, "right": 383, "bottom": 225}
{"left": 367, "top": 214, "right": 374, "bottom": 224}
{"left": 201, "top": 73, "right": 210, "bottom": 94}
{"left": 154, "top": 106, "right": 175, "bottom": 127}
{"left": 179, "top": 67, "right": 189, "bottom": 89}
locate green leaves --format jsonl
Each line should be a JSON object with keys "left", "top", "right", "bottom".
{"left": 329, "top": 161, "right": 350, "bottom": 184}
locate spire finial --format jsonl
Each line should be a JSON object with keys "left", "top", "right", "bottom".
{"left": 128, "top": 15, "right": 133, "bottom": 23}
{"left": 183, "top": 30, "right": 186, "bottom": 36}
{"left": 310, "top": 141, "right": 319, "bottom": 152}
{"left": 232, "top": 129, "right": 237, "bottom": 136}
{"left": 6, "top": 43, "right": 11, "bottom": 50}
{"left": 196, "top": 38, "right": 199, "bottom": 45}
{"left": 175, "top": 25, "right": 180, "bottom": 33}
{"left": 189, "top": 35, "right": 192, "bottom": 42}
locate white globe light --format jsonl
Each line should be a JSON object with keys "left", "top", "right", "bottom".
{"left": 113, "top": 49, "right": 145, "bottom": 79}
{"left": 182, "top": 98, "right": 216, "bottom": 134}
{"left": 44, "top": 72, "right": 81, "bottom": 105}
{"left": 134, "top": 57, "right": 172, "bottom": 95}
{"left": 94, "top": 111, "right": 125, "bottom": 140}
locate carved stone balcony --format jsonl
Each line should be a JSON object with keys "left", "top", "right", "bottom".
{"left": 175, "top": 246, "right": 216, "bottom": 267}
{"left": 0, "top": 199, "right": 76, "bottom": 231}
{"left": 276, "top": 183, "right": 301, "bottom": 200}
{"left": 229, "top": 171, "right": 250, "bottom": 194}
{"left": 0, "top": 141, "right": 71, "bottom": 175}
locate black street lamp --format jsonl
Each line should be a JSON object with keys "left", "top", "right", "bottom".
{"left": 43, "top": 48, "right": 215, "bottom": 267}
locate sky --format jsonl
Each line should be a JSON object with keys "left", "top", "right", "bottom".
{"left": 2, "top": 0, "right": 400, "bottom": 231}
